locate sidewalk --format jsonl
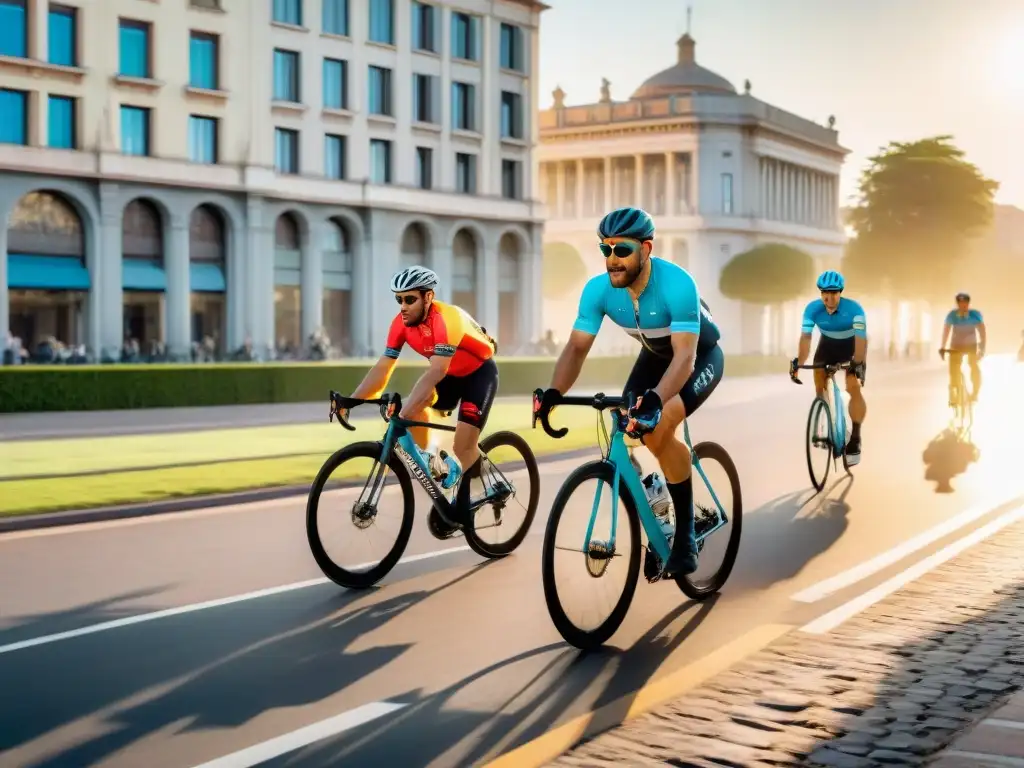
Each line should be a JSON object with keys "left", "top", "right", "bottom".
{"left": 543, "top": 511, "right": 1024, "bottom": 767}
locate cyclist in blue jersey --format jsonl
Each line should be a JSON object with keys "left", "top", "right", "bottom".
{"left": 790, "top": 270, "right": 868, "bottom": 463}
{"left": 939, "top": 292, "right": 986, "bottom": 404}
{"left": 535, "top": 206, "right": 724, "bottom": 578}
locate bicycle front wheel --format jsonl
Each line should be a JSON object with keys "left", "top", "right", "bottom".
{"left": 541, "top": 461, "right": 642, "bottom": 651}
{"left": 676, "top": 441, "right": 743, "bottom": 601}
{"left": 462, "top": 430, "right": 540, "bottom": 559}
{"left": 806, "top": 397, "right": 833, "bottom": 492}
{"left": 306, "top": 442, "right": 415, "bottom": 589}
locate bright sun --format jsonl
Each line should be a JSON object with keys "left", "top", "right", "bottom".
{"left": 994, "top": 26, "right": 1024, "bottom": 96}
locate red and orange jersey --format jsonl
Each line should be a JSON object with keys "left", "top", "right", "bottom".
{"left": 384, "top": 300, "right": 495, "bottom": 377}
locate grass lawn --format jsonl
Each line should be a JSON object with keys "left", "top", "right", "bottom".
{"left": 0, "top": 402, "right": 615, "bottom": 517}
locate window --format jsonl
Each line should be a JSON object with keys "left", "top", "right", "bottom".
{"left": 368, "top": 65, "right": 392, "bottom": 116}
{"left": 323, "top": 58, "right": 347, "bottom": 109}
{"left": 272, "top": 0, "right": 301, "bottom": 26}
{"left": 456, "top": 152, "right": 476, "bottom": 194}
{"left": 189, "top": 32, "right": 218, "bottom": 90}
{"left": 48, "top": 95, "right": 76, "bottom": 149}
{"left": 275, "top": 127, "right": 299, "bottom": 173}
{"left": 0, "top": 88, "right": 27, "bottom": 145}
{"left": 273, "top": 49, "right": 300, "bottom": 102}
{"left": 0, "top": 0, "right": 27, "bottom": 59}
{"left": 325, "top": 134, "right": 345, "bottom": 179}
{"left": 120, "top": 105, "right": 150, "bottom": 156}
{"left": 188, "top": 115, "right": 217, "bottom": 163}
{"left": 451, "top": 12, "right": 478, "bottom": 61}
{"left": 368, "top": 0, "right": 393, "bottom": 45}
{"left": 119, "top": 20, "right": 151, "bottom": 78}
{"left": 500, "top": 91, "right": 522, "bottom": 139}
{"left": 48, "top": 5, "right": 77, "bottom": 67}
{"left": 411, "top": 2, "right": 436, "bottom": 52}
{"left": 416, "top": 147, "right": 432, "bottom": 190}
{"left": 499, "top": 23, "right": 523, "bottom": 71}
{"left": 413, "top": 73, "right": 435, "bottom": 123}
{"left": 721, "top": 172, "right": 734, "bottom": 214}
{"left": 190, "top": 0, "right": 222, "bottom": 8}
{"left": 370, "top": 138, "right": 391, "bottom": 184}
{"left": 501, "top": 159, "right": 521, "bottom": 199}
{"left": 322, "top": 0, "right": 348, "bottom": 36}
{"left": 452, "top": 81, "right": 475, "bottom": 131}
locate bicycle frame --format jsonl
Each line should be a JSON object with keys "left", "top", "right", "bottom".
{"left": 582, "top": 408, "right": 730, "bottom": 565}
{"left": 330, "top": 391, "right": 500, "bottom": 527}
{"left": 822, "top": 369, "right": 847, "bottom": 458}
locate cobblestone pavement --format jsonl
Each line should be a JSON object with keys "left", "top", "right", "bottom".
{"left": 547, "top": 518, "right": 1024, "bottom": 768}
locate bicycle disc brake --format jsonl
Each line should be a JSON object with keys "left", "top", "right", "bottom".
{"left": 585, "top": 540, "right": 614, "bottom": 578}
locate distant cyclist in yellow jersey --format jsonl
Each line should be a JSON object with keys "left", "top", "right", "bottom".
{"left": 344, "top": 266, "right": 498, "bottom": 535}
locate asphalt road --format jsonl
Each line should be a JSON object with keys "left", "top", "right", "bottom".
{"left": 2, "top": 356, "right": 1023, "bottom": 768}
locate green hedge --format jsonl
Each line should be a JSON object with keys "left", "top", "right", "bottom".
{"left": 0, "top": 354, "right": 787, "bottom": 413}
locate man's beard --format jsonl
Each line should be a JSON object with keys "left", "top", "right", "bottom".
{"left": 607, "top": 259, "right": 642, "bottom": 288}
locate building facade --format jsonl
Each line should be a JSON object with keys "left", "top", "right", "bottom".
{"left": 0, "top": 0, "right": 547, "bottom": 363}
{"left": 538, "top": 33, "right": 849, "bottom": 355}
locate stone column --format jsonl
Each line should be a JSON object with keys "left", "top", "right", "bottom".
{"left": 165, "top": 215, "right": 191, "bottom": 360}
{"left": 0, "top": 226, "right": 8, "bottom": 356}
{"left": 575, "top": 158, "right": 584, "bottom": 219}
{"left": 301, "top": 220, "right": 325, "bottom": 340}
{"left": 634, "top": 154, "right": 644, "bottom": 209}
{"left": 520, "top": 225, "right": 543, "bottom": 344}
{"left": 555, "top": 161, "right": 565, "bottom": 219}
{"left": 480, "top": 235, "right": 500, "bottom": 335}
{"left": 664, "top": 152, "right": 676, "bottom": 216}
{"left": 97, "top": 183, "right": 123, "bottom": 359}
{"left": 603, "top": 156, "right": 612, "bottom": 210}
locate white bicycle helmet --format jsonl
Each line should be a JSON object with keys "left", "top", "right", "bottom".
{"left": 391, "top": 266, "right": 439, "bottom": 293}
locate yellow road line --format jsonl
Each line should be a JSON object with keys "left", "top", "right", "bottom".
{"left": 483, "top": 623, "right": 792, "bottom": 768}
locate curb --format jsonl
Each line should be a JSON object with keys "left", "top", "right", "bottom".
{"left": 0, "top": 446, "right": 598, "bottom": 534}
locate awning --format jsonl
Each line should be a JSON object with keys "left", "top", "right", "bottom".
{"left": 123, "top": 259, "right": 166, "bottom": 291}
{"left": 7, "top": 254, "right": 90, "bottom": 290}
{"left": 190, "top": 262, "right": 225, "bottom": 293}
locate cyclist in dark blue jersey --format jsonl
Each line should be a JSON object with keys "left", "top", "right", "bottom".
{"left": 790, "top": 269, "right": 868, "bottom": 463}
{"left": 535, "top": 206, "right": 724, "bottom": 578}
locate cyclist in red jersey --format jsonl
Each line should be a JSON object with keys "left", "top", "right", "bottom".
{"left": 343, "top": 266, "right": 498, "bottom": 536}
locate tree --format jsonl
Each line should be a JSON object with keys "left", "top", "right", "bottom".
{"left": 719, "top": 243, "right": 815, "bottom": 353}
{"left": 719, "top": 242, "right": 815, "bottom": 304}
{"left": 845, "top": 135, "right": 998, "bottom": 303}
{"left": 542, "top": 242, "right": 589, "bottom": 300}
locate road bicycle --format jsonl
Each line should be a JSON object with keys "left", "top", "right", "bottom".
{"left": 938, "top": 348, "right": 975, "bottom": 439}
{"left": 791, "top": 360, "right": 856, "bottom": 492}
{"left": 533, "top": 391, "right": 743, "bottom": 651}
{"left": 305, "top": 390, "right": 540, "bottom": 589}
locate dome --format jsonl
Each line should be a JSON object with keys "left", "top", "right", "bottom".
{"left": 630, "top": 34, "right": 736, "bottom": 100}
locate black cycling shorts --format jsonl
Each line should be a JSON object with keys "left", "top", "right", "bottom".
{"left": 622, "top": 344, "right": 725, "bottom": 417}
{"left": 431, "top": 357, "right": 498, "bottom": 429}
{"left": 814, "top": 336, "right": 855, "bottom": 366}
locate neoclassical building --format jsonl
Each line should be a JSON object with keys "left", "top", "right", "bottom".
{"left": 0, "top": 0, "right": 547, "bottom": 361}
{"left": 538, "top": 32, "right": 849, "bottom": 355}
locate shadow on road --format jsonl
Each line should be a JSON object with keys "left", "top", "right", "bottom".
{"left": 922, "top": 428, "right": 980, "bottom": 493}
{"left": 726, "top": 476, "right": 853, "bottom": 592}
{"left": 273, "top": 594, "right": 720, "bottom": 767}
{"left": 2, "top": 562, "right": 495, "bottom": 766}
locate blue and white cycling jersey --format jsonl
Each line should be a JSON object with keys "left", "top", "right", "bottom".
{"left": 572, "top": 256, "right": 721, "bottom": 358}
{"left": 801, "top": 297, "right": 867, "bottom": 340}
{"left": 944, "top": 309, "right": 983, "bottom": 351}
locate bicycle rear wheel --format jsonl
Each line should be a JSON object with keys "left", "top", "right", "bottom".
{"left": 462, "top": 430, "right": 540, "bottom": 558}
{"left": 806, "top": 397, "right": 833, "bottom": 492}
{"left": 306, "top": 442, "right": 415, "bottom": 589}
{"left": 676, "top": 441, "right": 743, "bottom": 601}
{"left": 541, "top": 460, "right": 642, "bottom": 651}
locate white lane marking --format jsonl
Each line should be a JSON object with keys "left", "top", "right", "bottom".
{"left": 0, "top": 546, "right": 470, "bottom": 655}
{"left": 987, "top": 719, "right": 1024, "bottom": 731}
{"left": 943, "top": 753, "right": 1024, "bottom": 767}
{"left": 188, "top": 701, "right": 406, "bottom": 768}
{"left": 791, "top": 488, "right": 1022, "bottom": 603}
{"left": 800, "top": 504, "right": 1024, "bottom": 635}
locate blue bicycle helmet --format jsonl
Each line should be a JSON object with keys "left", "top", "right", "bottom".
{"left": 597, "top": 207, "right": 656, "bottom": 242}
{"left": 816, "top": 270, "right": 845, "bottom": 292}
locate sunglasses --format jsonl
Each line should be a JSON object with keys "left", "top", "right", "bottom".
{"left": 599, "top": 241, "right": 642, "bottom": 258}
{"left": 395, "top": 294, "right": 420, "bottom": 306}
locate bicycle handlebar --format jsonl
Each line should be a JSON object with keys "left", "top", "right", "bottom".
{"left": 789, "top": 359, "right": 854, "bottom": 385}
{"left": 329, "top": 390, "right": 402, "bottom": 431}
{"left": 532, "top": 389, "right": 630, "bottom": 439}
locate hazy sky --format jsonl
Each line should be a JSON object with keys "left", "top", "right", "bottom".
{"left": 538, "top": 0, "right": 1024, "bottom": 209}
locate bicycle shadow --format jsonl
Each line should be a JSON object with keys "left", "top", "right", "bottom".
{"left": 726, "top": 476, "right": 853, "bottom": 592}
{"left": 278, "top": 594, "right": 719, "bottom": 767}
{"left": 922, "top": 428, "right": 980, "bottom": 493}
